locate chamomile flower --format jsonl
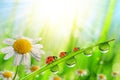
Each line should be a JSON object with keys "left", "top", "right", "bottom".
{"left": 0, "top": 71, "right": 14, "bottom": 80}
{"left": 26, "top": 65, "right": 40, "bottom": 73}
{"left": 112, "top": 71, "right": 120, "bottom": 77}
{"left": 1, "top": 35, "right": 45, "bottom": 66}
{"left": 76, "top": 69, "right": 87, "bottom": 76}
{"left": 50, "top": 76, "right": 62, "bottom": 80}
{"left": 97, "top": 74, "right": 106, "bottom": 80}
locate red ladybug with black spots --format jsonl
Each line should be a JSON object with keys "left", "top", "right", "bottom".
{"left": 59, "top": 52, "right": 67, "bottom": 58}
{"left": 73, "top": 47, "right": 80, "bottom": 52}
{"left": 46, "top": 56, "right": 57, "bottom": 64}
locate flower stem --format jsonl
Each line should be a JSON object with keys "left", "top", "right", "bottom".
{"left": 12, "top": 66, "right": 19, "bottom": 80}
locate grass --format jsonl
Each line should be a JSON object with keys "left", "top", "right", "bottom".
{"left": 0, "top": 0, "right": 119, "bottom": 80}
{"left": 21, "top": 39, "right": 115, "bottom": 80}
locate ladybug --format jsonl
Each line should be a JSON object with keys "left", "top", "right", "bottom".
{"left": 73, "top": 47, "right": 80, "bottom": 52}
{"left": 46, "top": 56, "right": 57, "bottom": 64}
{"left": 59, "top": 52, "right": 67, "bottom": 58}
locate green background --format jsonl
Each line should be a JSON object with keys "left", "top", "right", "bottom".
{"left": 0, "top": 0, "right": 120, "bottom": 80}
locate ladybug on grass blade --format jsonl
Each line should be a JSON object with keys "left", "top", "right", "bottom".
{"left": 73, "top": 47, "right": 80, "bottom": 52}
{"left": 59, "top": 52, "right": 67, "bottom": 58}
{"left": 46, "top": 56, "right": 57, "bottom": 64}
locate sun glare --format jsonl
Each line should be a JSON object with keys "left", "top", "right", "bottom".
{"left": 9, "top": 0, "right": 99, "bottom": 41}
{"left": 22, "top": 0, "right": 97, "bottom": 35}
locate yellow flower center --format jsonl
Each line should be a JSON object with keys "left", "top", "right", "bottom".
{"left": 53, "top": 77, "right": 61, "bottom": 80}
{"left": 113, "top": 72, "right": 118, "bottom": 76}
{"left": 99, "top": 75, "right": 105, "bottom": 79}
{"left": 2, "top": 71, "right": 12, "bottom": 78}
{"left": 13, "top": 39, "right": 32, "bottom": 54}
{"left": 77, "top": 70, "right": 83, "bottom": 74}
{"left": 30, "top": 66, "right": 39, "bottom": 72}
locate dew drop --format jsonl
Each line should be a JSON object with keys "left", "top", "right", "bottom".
{"left": 84, "top": 47, "right": 93, "bottom": 57}
{"left": 99, "top": 42, "right": 110, "bottom": 54}
{"left": 100, "top": 61, "right": 104, "bottom": 64}
{"left": 50, "top": 65, "right": 59, "bottom": 74}
{"left": 66, "top": 57, "right": 76, "bottom": 67}
{"left": 35, "top": 75, "right": 39, "bottom": 78}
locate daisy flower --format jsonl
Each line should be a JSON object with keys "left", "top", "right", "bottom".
{"left": 50, "top": 76, "right": 62, "bottom": 80}
{"left": 0, "top": 71, "right": 14, "bottom": 80}
{"left": 1, "top": 35, "right": 45, "bottom": 66}
{"left": 26, "top": 65, "right": 40, "bottom": 73}
{"left": 112, "top": 71, "right": 120, "bottom": 77}
{"left": 76, "top": 69, "right": 88, "bottom": 76}
{"left": 97, "top": 74, "right": 106, "bottom": 80}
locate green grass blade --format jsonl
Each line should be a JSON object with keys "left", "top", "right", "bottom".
{"left": 20, "top": 39, "right": 115, "bottom": 80}
{"left": 99, "top": 0, "right": 116, "bottom": 41}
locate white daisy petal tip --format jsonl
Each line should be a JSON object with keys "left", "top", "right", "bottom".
{"left": 32, "top": 44, "right": 43, "bottom": 49}
{"left": 0, "top": 48, "right": 6, "bottom": 54}
{"left": 31, "top": 48, "right": 44, "bottom": 56}
{"left": 35, "top": 58, "right": 40, "bottom": 61}
{"left": 4, "top": 52, "right": 15, "bottom": 60}
{"left": 32, "top": 38, "right": 42, "bottom": 43}
{"left": 31, "top": 53, "right": 41, "bottom": 61}
{"left": 1, "top": 47, "right": 14, "bottom": 54}
{"left": 3, "top": 38, "right": 15, "bottom": 45}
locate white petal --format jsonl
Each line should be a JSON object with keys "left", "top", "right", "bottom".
{"left": 30, "top": 52, "right": 40, "bottom": 61}
{"left": 31, "top": 48, "right": 44, "bottom": 55}
{"left": 0, "top": 75, "right": 2, "bottom": 78}
{"left": 0, "top": 71, "right": 3, "bottom": 74}
{"left": 3, "top": 38, "right": 15, "bottom": 45}
{"left": 4, "top": 78, "right": 8, "bottom": 80}
{"left": 11, "top": 73, "right": 15, "bottom": 78}
{"left": 32, "top": 44, "right": 43, "bottom": 49}
{"left": 23, "top": 54, "right": 31, "bottom": 67}
{"left": 1, "top": 46, "right": 14, "bottom": 54}
{"left": 0, "top": 73, "right": 2, "bottom": 78}
{"left": 32, "top": 38, "right": 42, "bottom": 44}
{"left": 14, "top": 54, "right": 23, "bottom": 66}
{"left": 7, "top": 78, "right": 11, "bottom": 80}
{"left": 4, "top": 51, "right": 15, "bottom": 60}
{"left": 0, "top": 75, "right": 4, "bottom": 79}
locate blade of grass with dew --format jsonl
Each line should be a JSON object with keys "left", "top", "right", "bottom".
{"left": 59, "top": 17, "right": 79, "bottom": 77}
{"left": 20, "top": 39, "right": 115, "bottom": 80}
{"left": 97, "top": 0, "right": 116, "bottom": 79}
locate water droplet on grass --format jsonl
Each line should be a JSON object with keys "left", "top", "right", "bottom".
{"left": 99, "top": 42, "right": 110, "bottom": 54}
{"left": 84, "top": 47, "right": 93, "bottom": 57}
{"left": 35, "top": 75, "right": 39, "bottom": 78}
{"left": 66, "top": 57, "right": 76, "bottom": 67}
{"left": 50, "top": 65, "right": 59, "bottom": 74}
{"left": 100, "top": 61, "right": 104, "bottom": 64}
